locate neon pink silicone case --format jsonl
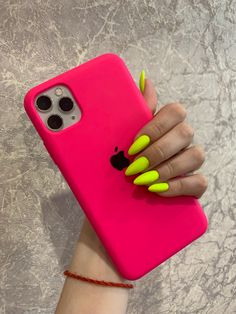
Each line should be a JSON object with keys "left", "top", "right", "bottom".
{"left": 24, "top": 54, "right": 208, "bottom": 280}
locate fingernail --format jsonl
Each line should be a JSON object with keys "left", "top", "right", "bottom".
{"left": 139, "top": 70, "right": 145, "bottom": 93}
{"left": 148, "top": 182, "right": 169, "bottom": 193}
{"left": 125, "top": 156, "right": 149, "bottom": 176}
{"left": 128, "top": 134, "right": 150, "bottom": 156}
{"left": 133, "top": 170, "right": 159, "bottom": 185}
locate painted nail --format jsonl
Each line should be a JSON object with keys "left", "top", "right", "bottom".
{"left": 148, "top": 182, "right": 169, "bottom": 193}
{"left": 128, "top": 134, "right": 150, "bottom": 156}
{"left": 139, "top": 70, "right": 145, "bottom": 93}
{"left": 133, "top": 170, "right": 159, "bottom": 185}
{"left": 125, "top": 156, "right": 149, "bottom": 176}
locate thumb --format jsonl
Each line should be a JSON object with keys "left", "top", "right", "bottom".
{"left": 139, "top": 70, "right": 157, "bottom": 115}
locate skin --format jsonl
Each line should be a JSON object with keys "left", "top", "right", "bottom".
{"left": 55, "top": 78, "right": 208, "bottom": 314}
{"left": 133, "top": 79, "right": 207, "bottom": 198}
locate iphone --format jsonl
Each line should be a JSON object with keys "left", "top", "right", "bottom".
{"left": 24, "top": 54, "right": 208, "bottom": 280}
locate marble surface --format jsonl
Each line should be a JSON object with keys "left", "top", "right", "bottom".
{"left": 0, "top": 1, "right": 236, "bottom": 313}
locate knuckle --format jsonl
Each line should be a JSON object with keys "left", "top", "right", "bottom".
{"left": 192, "top": 145, "right": 205, "bottom": 164}
{"left": 166, "top": 161, "right": 174, "bottom": 178}
{"left": 176, "top": 178, "right": 184, "bottom": 191}
{"left": 170, "top": 103, "right": 187, "bottom": 120}
{"left": 179, "top": 122, "right": 194, "bottom": 139}
{"left": 157, "top": 145, "right": 166, "bottom": 161}
{"left": 150, "top": 121, "right": 164, "bottom": 136}
{"left": 197, "top": 174, "right": 208, "bottom": 191}
{"left": 149, "top": 143, "right": 166, "bottom": 161}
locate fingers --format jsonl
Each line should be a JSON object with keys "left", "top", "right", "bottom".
{"left": 154, "top": 145, "right": 205, "bottom": 182}
{"left": 148, "top": 173, "right": 208, "bottom": 199}
{"left": 134, "top": 103, "right": 187, "bottom": 142}
{"left": 133, "top": 145, "right": 205, "bottom": 186}
{"left": 128, "top": 121, "right": 194, "bottom": 174}
{"left": 127, "top": 74, "right": 208, "bottom": 199}
{"left": 127, "top": 103, "right": 187, "bottom": 158}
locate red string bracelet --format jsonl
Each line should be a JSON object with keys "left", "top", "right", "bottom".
{"left": 64, "top": 270, "right": 134, "bottom": 289}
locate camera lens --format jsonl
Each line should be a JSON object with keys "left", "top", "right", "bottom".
{"left": 59, "top": 97, "right": 74, "bottom": 112}
{"left": 36, "top": 95, "right": 52, "bottom": 111}
{"left": 47, "top": 115, "right": 63, "bottom": 130}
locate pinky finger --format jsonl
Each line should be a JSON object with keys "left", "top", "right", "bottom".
{"left": 148, "top": 173, "right": 208, "bottom": 198}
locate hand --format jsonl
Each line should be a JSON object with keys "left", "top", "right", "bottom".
{"left": 125, "top": 72, "right": 208, "bottom": 199}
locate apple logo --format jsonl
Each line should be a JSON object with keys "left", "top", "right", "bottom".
{"left": 110, "top": 146, "right": 130, "bottom": 170}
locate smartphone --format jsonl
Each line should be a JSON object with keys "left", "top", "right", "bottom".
{"left": 24, "top": 53, "right": 208, "bottom": 280}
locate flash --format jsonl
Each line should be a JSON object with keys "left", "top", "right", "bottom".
{"left": 55, "top": 87, "right": 63, "bottom": 96}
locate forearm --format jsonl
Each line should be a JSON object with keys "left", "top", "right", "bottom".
{"left": 55, "top": 219, "right": 129, "bottom": 314}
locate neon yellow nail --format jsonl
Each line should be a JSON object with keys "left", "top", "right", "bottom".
{"left": 139, "top": 70, "right": 145, "bottom": 93}
{"left": 148, "top": 182, "right": 169, "bottom": 193}
{"left": 133, "top": 170, "right": 159, "bottom": 185}
{"left": 125, "top": 156, "right": 149, "bottom": 176}
{"left": 128, "top": 134, "right": 150, "bottom": 156}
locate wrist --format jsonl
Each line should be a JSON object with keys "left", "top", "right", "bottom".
{"left": 68, "top": 218, "right": 126, "bottom": 283}
{"left": 56, "top": 218, "right": 130, "bottom": 314}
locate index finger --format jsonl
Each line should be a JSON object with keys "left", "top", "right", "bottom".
{"left": 128, "top": 103, "right": 187, "bottom": 156}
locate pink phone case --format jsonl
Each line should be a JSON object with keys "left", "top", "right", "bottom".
{"left": 24, "top": 53, "right": 208, "bottom": 280}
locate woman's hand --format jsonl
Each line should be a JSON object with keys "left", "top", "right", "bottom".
{"left": 125, "top": 74, "right": 208, "bottom": 199}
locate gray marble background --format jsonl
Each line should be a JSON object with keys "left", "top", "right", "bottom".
{"left": 0, "top": 0, "right": 236, "bottom": 313}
